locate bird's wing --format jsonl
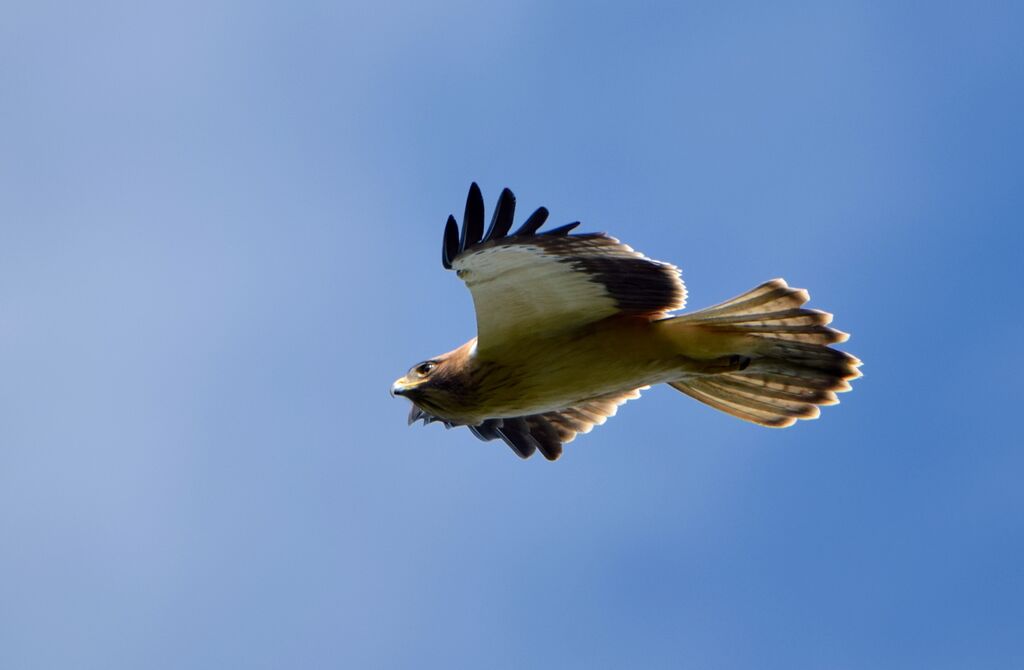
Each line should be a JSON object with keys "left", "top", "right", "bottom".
{"left": 466, "top": 387, "right": 647, "bottom": 461}
{"left": 442, "top": 184, "right": 686, "bottom": 354}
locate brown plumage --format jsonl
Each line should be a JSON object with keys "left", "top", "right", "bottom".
{"left": 392, "top": 184, "right": 862, "bottom": 460}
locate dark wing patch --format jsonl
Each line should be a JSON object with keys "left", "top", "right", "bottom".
{"left": 461, "top": 388, "right": 645, "bottom": 461}
{"left": 562, "top": 251, "right": 680, "bottom": 313}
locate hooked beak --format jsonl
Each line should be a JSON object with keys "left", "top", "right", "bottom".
{"left": 390, "top": 379, "right": 407, "bottom": 397}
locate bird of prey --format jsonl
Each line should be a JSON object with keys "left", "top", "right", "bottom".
{"left": 391, "top": 184, "right": 861, "bottom": 460}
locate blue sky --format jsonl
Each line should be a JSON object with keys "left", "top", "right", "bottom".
{"left": 1, "top": 1, "right": 1022, "bottom": 668}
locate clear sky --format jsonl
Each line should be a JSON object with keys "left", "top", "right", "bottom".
{"left": 2, "top": 1, "right": 1022, "bottom": 668}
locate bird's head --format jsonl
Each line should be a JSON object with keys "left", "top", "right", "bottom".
{"left": 391, "top": 340, "right": 476, "bottom": 422}
{"left": 391, "top": 358, "right": 443, "bottom": 399}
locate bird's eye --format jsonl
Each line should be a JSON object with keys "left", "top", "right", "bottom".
{"left": 415, "top": 362, "right": 436, "bottom": 376}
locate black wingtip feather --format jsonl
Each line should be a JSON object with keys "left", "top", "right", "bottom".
{"left": 526, "top": 418, "right": 564, "bottom": 461}
{"left": 513, "top": 206, "right": 549, "bottom": 236}
{"left": 496, "top": 423, "right": 538, "bottom": 459}
{"left": 442, "top": 186, "right": 582, "bottom": 269}
{"left": 469, "top": 419, "right": 505, "bottom": 441}
{"left": 483, "top": 188, "right": 516, "bottom": 242}
{"left": 460, "top": 182, "right": 485, "bottom": 252}
{"left": 541, "top": 221, "right": 580, "bottom": 236}
{"left": 442, "top": 215, "right": 459, "bottom": 269}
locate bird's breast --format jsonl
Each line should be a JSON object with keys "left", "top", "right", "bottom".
{"left": 462, "top": 317, "right": 679, "bottom": 420}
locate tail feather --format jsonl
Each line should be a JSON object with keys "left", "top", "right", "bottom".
{"left": 712, "top": 370, "right": 839, "bottom": 404}
{"left": 671, "top": 378, "right": 820, "bottom": 427}
{"left": 668, "top": 279, "right": 861, "bottom": 427}
{"left": 676, "top": 281, "right": 809, "bottom": 319}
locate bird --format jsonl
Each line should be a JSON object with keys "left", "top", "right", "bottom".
{"left": 391, "top": 183, "right": 861, "bottom": 461}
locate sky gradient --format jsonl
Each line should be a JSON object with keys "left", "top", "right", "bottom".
{"left": 2, "top": 1, "right": 1022, "bottom": 668}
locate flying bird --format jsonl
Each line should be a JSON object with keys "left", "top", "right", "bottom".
{"left": 391, "top": 184, "right": 861, "bottom": 460}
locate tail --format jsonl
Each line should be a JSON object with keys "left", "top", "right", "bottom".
{"left": 666, "top": 279, "right": 862, "bottom": 427}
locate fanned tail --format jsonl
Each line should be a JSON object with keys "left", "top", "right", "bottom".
{"left": 667, "top": 279, "right": 861, "bottom": 427}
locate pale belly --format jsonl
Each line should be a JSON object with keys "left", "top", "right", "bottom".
{"left": 459, "top": 317, "right": 699, "bottom": 421}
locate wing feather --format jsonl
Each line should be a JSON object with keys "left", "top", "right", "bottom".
{"left": 463, "top": 388, "right": 645, "bottom": 461}
{"left": 483, "top": 188, "right": 516, "bottom": 242}
{"left": 441, "top": 215, "right": 459, "bottom": 269}
{"left": 513, "top": 206, "right": 548, "bottom": 236}
{"left": 460, "top": 182, "right": 485, "bottom": 250}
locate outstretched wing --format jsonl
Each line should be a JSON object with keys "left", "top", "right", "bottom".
{"left": 466, "top": 388, "right": 646, "bottom": 461}
{"left": 442, "top": 184, "right": 686, "bottom": 354}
